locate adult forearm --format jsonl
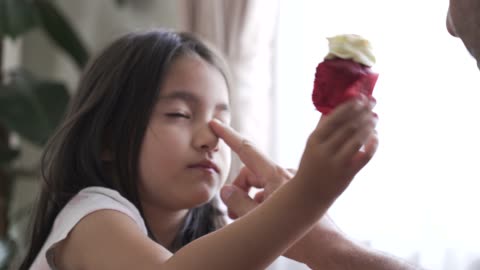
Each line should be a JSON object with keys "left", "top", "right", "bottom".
{"left": 307, "top": 234, "right": 421, "bottom": 270}
{"left": 339, "top": 244, "right": 419, "bottom": 270}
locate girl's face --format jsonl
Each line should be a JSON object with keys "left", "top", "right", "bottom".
{"left": 138, "top": 55, "right": 231, "bottom": 211}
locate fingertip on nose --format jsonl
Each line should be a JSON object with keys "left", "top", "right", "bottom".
{"left": 209, "top": 118, "right": 228, "bottom": 136}
{"left": 210, "top": 118, "right": 225, "bottom": 127}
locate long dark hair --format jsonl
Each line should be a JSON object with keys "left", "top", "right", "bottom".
{"left": 20, "top": 29, "right": 230, "bottom": 269}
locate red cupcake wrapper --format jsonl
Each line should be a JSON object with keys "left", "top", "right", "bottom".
{"left": 312, "top": 58, "right": 379, "bottom": 114}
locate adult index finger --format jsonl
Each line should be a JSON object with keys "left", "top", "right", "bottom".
{"left": 209, "top": 119, "right": 274, "bottom": 177}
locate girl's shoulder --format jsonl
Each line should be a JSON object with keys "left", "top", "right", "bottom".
{"left": 30, "top": 186, "right": 148, "bottom": 270}
{"left": 56, "top": 186, "right": 148, "bottom": 233}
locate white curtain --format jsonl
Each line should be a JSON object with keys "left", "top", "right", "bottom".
{"left": 177, "top": 0, "right": 279, "bottom": 180}
{"left": 275, "top": 0, "right": 480, "bottom": 269}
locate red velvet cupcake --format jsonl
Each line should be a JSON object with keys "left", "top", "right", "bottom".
{"left": 312, "top": 34, "right": 379, "bottom": 114}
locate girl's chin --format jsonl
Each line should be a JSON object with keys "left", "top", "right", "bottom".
{"left": 183, "top": 186, "right": 219, "bottom": 207}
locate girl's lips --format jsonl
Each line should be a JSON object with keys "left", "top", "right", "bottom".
{"left": 188, "top": 160, "right": 220, "bottom": 174}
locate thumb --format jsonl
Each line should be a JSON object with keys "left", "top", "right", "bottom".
{"left": 220, "top": 185, "right": 259, "bottom": 218}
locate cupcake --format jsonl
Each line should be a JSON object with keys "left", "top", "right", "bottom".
{"left": 312, "top": 34, "right": 379, "bottom": 114}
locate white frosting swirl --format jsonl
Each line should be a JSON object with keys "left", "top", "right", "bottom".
{"left": 324, "top": 34, "right": 376, "bottom": 67}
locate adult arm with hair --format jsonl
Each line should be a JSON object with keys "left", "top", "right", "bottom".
{"left": 220, "top": 133, "right": 421, "bottom": 269}
{"left": 223, "top": 184, "right": 421, "bottom": 270}
{"left": 54, "top": 98, "right": 377, "bottom": 270}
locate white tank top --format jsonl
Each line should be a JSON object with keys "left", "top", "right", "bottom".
{"left": 29, "top": 187, "right": 148, "bottom": 270}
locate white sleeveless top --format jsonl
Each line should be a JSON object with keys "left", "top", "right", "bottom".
{"left": 29, "top": 187, "right": 148, "bottom": 270}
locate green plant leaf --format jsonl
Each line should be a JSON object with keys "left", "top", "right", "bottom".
{"left": 33, "top": 0, "right": 89, "bottom": 68}
{"left": 34, "top": 81, "right": 70, "bottom": 127}
{"left": 115, "top": 0, "right": 129, "bottom": 7}
{"left": 0, "top": 82, "right": 48, "bottom": 145}
{"left": 0, "top": 144, "right": 19, "bottom": 166}
{"left": 0, "top": 237, "right": 16, "bottom": 270}
{"left": 0, "top": 0, "right": 39, "bottom": 39}
{"left": 0, "top": 69, "right": 70, "bottom": 146}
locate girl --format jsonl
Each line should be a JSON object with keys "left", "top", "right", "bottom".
{"left": 20, "top": 29, "right": 378, "bottom": 270}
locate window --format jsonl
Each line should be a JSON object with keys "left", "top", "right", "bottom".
{"left": 275, "top": 0, "right": 480, "bottom": 268}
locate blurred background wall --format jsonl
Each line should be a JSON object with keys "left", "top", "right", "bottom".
{"left": 22, "top": 0, "right": 179, "bottom": 90}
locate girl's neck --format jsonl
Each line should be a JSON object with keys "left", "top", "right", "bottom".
{"left": 141, "top": 202, "right": 189, "bottom": 249}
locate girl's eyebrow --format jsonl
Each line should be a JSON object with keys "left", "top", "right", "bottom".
{"left": 159, "top": 90, "right": 230, "bottom": 112}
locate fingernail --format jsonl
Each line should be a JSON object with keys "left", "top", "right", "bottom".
{"left": 221, "top": 185, "right": 235, "bottom": 200}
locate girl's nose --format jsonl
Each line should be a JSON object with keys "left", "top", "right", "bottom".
{"left": 193, "top": 123, "right": 220, "bottom": 153}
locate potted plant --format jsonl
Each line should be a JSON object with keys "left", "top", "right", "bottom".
{"left": 0, "top": 0, "right": 89, "bottom": 268}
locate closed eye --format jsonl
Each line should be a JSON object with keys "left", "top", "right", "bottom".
{"left": 165, "top": 112, "right": 191, "bottom": 119}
